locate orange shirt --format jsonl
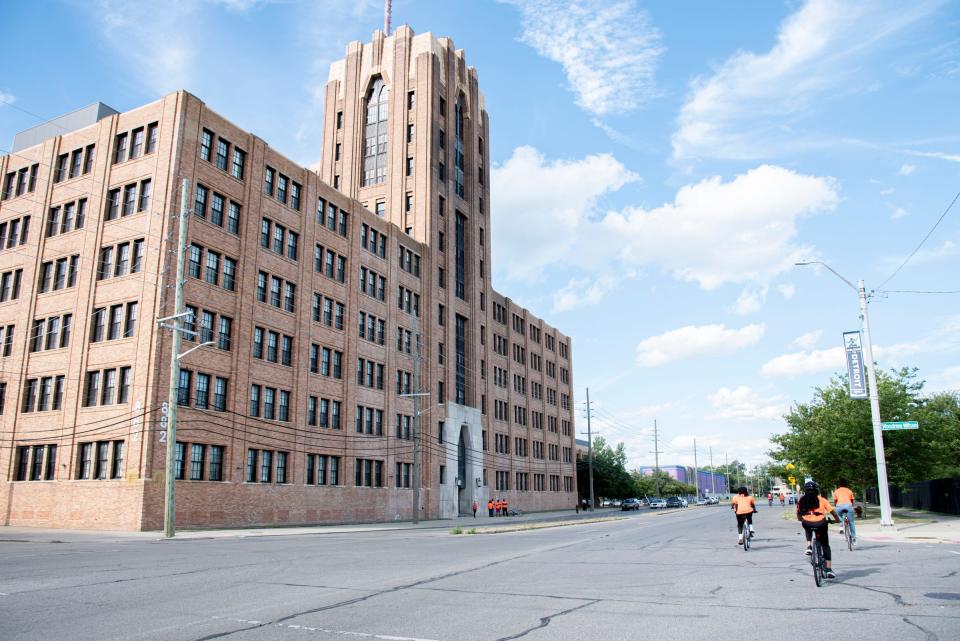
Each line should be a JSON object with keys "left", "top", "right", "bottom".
{"left": 731, "top": 495, "right": 755, "bottom": 515}
{"left": 487, "top": 501, "right": 494, "bottom": 509}
{"left": 833, "top": 487, "right": 855, "bottom": 505}
{"left": 799, "top": 496, "right": 833, "bottom": 522}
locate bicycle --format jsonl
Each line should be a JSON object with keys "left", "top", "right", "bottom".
{"left": 839, "top": 509, "right": 853, "bottom": 551}
{"left": 809, "top": 528, "right": 826, "bottom": 587}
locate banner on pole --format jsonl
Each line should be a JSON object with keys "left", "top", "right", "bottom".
{"left": 843, "top": 331, "right": 868, "bottom": 399}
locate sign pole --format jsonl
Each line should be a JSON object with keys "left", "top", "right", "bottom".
{"left": 860, "top": 279, "right": 894, "bottom": 527}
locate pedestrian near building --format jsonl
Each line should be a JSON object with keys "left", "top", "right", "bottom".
{"left": 487, "top": 499, "right": 494, "bottom": 517}
{"left": 502, "top": 498, "right": 509, "bottom": 516}
{"left": 472, "top": 498, "right": 478, "bottom": 518}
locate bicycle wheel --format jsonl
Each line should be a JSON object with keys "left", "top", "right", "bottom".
{"left": 743, "top": 526, "right": 750, "bottom": 551}
{"left": 844, "top": 515, "right": 853, "bottom": 551}
{"left": 812, "top": 537, "right": 822, "bottom": 587}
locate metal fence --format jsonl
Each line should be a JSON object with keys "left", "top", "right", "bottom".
{"left": 867, "top": 476, "right": 960, "bottom": 515}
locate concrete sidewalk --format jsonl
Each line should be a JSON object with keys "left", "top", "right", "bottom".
{"left": 853, "top": 507, "right": 960, "bottom": 545}
{"left": 0, "top": 507, "right": 629, "bottom": 543}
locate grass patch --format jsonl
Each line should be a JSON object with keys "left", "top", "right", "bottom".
{"left": 451, "top": 527, "right": 463, "bottom": 535}
{"left": 468, "top": 528, "right": 478, "bottom": 534}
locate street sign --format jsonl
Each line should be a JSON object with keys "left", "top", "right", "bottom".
{"left": 882, "top": 421, "right": 919, "bottom": 431}
{"left": 786, "top": 463, "right": 795, "bottom": 470}
{"left": 843, "top": 331, "right": 868, "bottom": 399}
{"left": 788, "top": 476, "right": 796, "bottom": 484}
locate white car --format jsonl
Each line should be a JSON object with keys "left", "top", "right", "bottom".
{"left": 649, "top": 499, "right": 667, "bottom": 509}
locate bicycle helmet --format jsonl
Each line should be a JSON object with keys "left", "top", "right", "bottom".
{"left": 803, "top": 480, "right": 819, "bottom": 494}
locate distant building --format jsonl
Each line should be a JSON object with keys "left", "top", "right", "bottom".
{"left": 637, "top": 465, "right": 729, "bottom": 496}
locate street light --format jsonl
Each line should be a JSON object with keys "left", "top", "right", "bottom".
{"left": 795, "top": 261, "right": 894, "bottom": 527}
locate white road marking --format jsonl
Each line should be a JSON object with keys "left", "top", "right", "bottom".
{"left": 949, "top": 551, "right": 960, "bottom": 555}
{"left": 211, "top": 616, "right": 444, "bottom": 641}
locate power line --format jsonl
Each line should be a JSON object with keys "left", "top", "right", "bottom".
{"left": 878, "top": 186, "right": 960, "bottom": 290}
{"left": 878, "top": 289, "right": 960, "bottom": 295}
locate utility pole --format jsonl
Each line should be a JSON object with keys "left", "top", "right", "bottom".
{"left": 585, "top": 388, "right": 595, "bottom": 511}
{"left": 693, "top": 438, "right": 699, "bottom": 499}
{"left": 725, "top": 451, "right": 731, "bottom": 495}
{"left": 651, "top": 420, "right": 662, "bottom": 498}
{"left": 858, "top": 278, "right": 894, "bottom": 527}
{"left": 795, "top": 261, "right": 894, "bottom": 527}
{"left": 709, "top": 447, "right": 715, "bottom": 495}
{"left": 411, "top": 309, "right": 422, "bottom": 524}
{"left": 162, "top": 179, "right": 190, "bottom": 539}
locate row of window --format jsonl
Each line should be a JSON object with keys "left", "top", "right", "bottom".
{"left": 312, "top": 293, "right": 345, "bottom": 329}
{"left": 37, "top": 255, "right": 79, "bottom": 293}
{"left": 358, "top": 311, "right": 385, "bottom": 346}
{"left": 0, "top": 324, "right": 13, "bottom": 356}
{"left": 2, "top": 164, "right": 38, "bottom": 200}
{"left": 255, "top": 270, "right": 296, "bottom": 311}
{"left": 360, "top": 223, "right": 388, "bottom": 258}
{"left": 317, "top": 198, "right": 350, "bottom": 237}
{"left": 105, "top": 179, "right": 151, "bottom": 220}
{"left": 21, "top": 375, "right": 66, "bottom": 413}
{"left": 315, "top": 244, "right": 347, "bottom": 283}
{"left": 356, "top": 405, "right": 384, "bottom": 435}
{"left": 246, "top": 448, "right": 289, "bottom": 483}
{"left": 97, "top": 239, "right": 145, "bottom": 280}
{"left": 183, "top": 306, "right": 232, "bottom": 350}
{"left": 13, "top": 444, "right": 58, "bottom": 481}
{"left": 175, "top": 442, "right": 225, "bottom": 481}
{"left": 0, "top": 215, "right": 30, "bottom": 250}
{"left": 495, "top": 471, "right": 575, "bottom": 493}
{"left": 261, "top": 218, "right": 299, "bottom": 260}
{"left": 264, "top": 167, "right": 301, "bottom": 211}
{"left": 90, "top": 302, "right": 138, "bottom": 343}
{"left": 249, "top": 384, "right": 291, "bottom": 421}
{"left": 55, "top": 144, "right": 95, "bottom": 183}
{"left": 397, "top": 286, "right": 420, "bottom": 317}
{"left": 114, "top": 123, "right": 158, "bottom": 164}
{"left": 252, "top": 326, "right": 293, "bottom": 365}
{"left": 356, "top": 357, "right": 385, "bottom": 390}
{"left": 29, "top": 313, "right": 72, "bottom": 352}
{"left": 398, "top": 245, "right": 421, "bottom": 277}
{"left": 307, "top": 396, "right": 342, "bottom": 429}
{"left": 177, "top": 370, "right": 229, "bottom": 411}
{"left": 46, "top": 200, "right": 86, "bottom": 237}
{"left": 196, "top": 184, "right": 242, "bottom": 234}
{"left": 200, "top": 129, "right": 245, "bottom": 181}
{"left": 309, "top": 343, "right": 343, "bottom": 378}
{"left": 82, "top": 366, "right": 133, "bottom": 407}
{"left": 359, "top": 266, "right": 386, "bottom": 301}
{"left": 189, "top": 244, "right": 237, "bottom": 291}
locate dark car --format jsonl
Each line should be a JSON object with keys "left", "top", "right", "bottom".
{"left": 665, "top": 497, "right": 684, "bottom": 508}
{"left": 621, "top": 498, "right": 641, "bottom": 511}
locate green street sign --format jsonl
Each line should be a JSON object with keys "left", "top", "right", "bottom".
{"left": 881, "top": 421, "right": 919, "bottom": 431}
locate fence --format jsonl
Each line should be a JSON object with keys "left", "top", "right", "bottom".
{"left": 867, "top": 476, "right": 960, "bottom": 515}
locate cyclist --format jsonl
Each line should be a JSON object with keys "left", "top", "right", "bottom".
{"left": 731, "top": 486, "right": 756, "bottom": 545}
{"left": 797, "top": 480, "right": 838, "bottom": 579}
{"left": 767, "top": 492, "right": 773, "bottom": 507}
{"left": 833, "top": 479, "right": 857, "bottom": 544}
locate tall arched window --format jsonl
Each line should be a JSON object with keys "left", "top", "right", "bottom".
{"left": 454, "top": 94, "right": 466, "bottom": 198}
{"left": 363, "top": 78, "right": 389, "bottom": 186}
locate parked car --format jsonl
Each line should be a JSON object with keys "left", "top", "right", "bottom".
{"left": 649, "top": 498, "right": 667, "bottom": 509}
{"left": 707, "top": 497, "right": 719, "bottom": 504}
{"left": 621, "top": 498, "right": 641, "bottom": 511}
{"left": 695, "top": 498, "right": 709, "bottom": 506}
{"left": 665, "top": 497, "right": 684, "bottom": 508}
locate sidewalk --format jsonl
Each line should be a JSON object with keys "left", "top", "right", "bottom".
{"left": 854, "top": 507, "right": 960, "bottom": 545}
{"left": 0, "top": 508, "right": 627, "bottom": 544}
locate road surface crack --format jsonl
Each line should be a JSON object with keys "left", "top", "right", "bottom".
{"left": 494, "top": 601, "right": 597, "bottom": 641}
{"left": 903, "top": 616, "right": 939, "bottom": 641}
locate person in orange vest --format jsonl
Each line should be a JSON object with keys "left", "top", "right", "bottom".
{"left": 494, "top": 498, "right": 501, "bottom": 516}
{"left": 779, "top": 493, "right": 786, "bottom": 506}
{"left": 798, "top": 480, "right": 839, "bottom": 579}
{"left": 731, "top": 487, "right": 756, "bottom": 545}
{"left": 833, "top": 479, "right": 857, "bottom": 542}
{"left": 502, "top": 498, "right": 509, "bottom": 516}
{"left": 487, "top": 498, "right": 494, "bottom": 517}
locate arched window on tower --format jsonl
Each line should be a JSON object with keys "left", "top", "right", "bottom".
{"left": 454, "top": 94, "right": 466, "bottom": 199}
{"left": 363, "top": 78, "right": 389, "bottom": 186}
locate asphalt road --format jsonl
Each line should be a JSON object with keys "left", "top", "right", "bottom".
{"left": 1, "top": 505, "right": 958, "bottom": 641}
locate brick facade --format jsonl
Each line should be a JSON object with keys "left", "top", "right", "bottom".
{"left": 0, "top": 28, "right": 576, "bottom": 531}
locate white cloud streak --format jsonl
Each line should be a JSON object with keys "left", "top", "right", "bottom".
{"left": 502, "top": 0, "right": 664, "bottom": 115}
{"left": 907, "top": 149, "right": 960, "bottom": 163}
{"left": 636, "top": 323, "right": 765, "bottom": 367}
{"left": 707, "top": 386, "right": 789, "bottom": 421}
{"left": 0, "top": 90, "right": 15, "bottom": 106}
{"left": 673, "top": 0, "right": 943, "bottom": 161}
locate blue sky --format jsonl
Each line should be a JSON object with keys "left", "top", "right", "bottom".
{"left": 2, "top": 0, "right": 958, "bottom": 472}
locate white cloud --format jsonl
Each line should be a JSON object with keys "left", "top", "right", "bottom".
{"left": 672, "top": 0, "right": 942, "bottom": 161}
{"left": 636, "top": 323, "right": 765, "bottom": 367}
{"left": 502, "top": 0, "right": 664, "bottom": 115}
{"left": 880, "top": 187, "right": 895, "bottom": 196}
{"left": 602, "top": 165, "right": 838, "bottom": 289}
{"left": 491, "top": 146, "right": 638, "bottom": 282}
{"left": 494, "top": 155, "right": 838, "bottom": 307}
{"left": 792, "top": 329, "right": 823, "bottom": 349}
{"left": 0, "top": 90, "right": 15, "bottom": 106}
{"left": 552, "top": 273, "right": 620, "bottom": 313}
{"left": 732, "top": 286, "right": 767, "bottom": 315}
{"left": 892, "top": 206, "right": 909, "bottom": 219}
{"left": 708, "top": 386, "right": 789, "bottom": 421}
{"left": 883, "top": 240, "right": 960, "bottom": 266}
{"left": 761, "top": 346, "right": 844, "bottom": 377}
{"left": 898, "top": 163, "right": 916, "bottom": 176}
{"left": 777, "top": 283, "right": 796, "bottom": 300}
{"left": 907, "top": 149, "right": 960, "bottom": 163}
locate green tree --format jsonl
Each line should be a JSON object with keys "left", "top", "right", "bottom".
{"left": 577, "top": 436, "right": 634, "bottom": 500}
{"left": 770, "top": 367, "right": 960, "bottom": 495}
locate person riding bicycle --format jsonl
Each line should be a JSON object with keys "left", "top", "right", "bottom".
{"left": 833, "top": 479, "right": 857, "bottom": 544}
{"left": 797, "top": 480, "right": 838, "bottom": 579}
{"left": 731, "top": 486, "right": 756, "bottom": 545}
{"left": 767, "top": 492, "right": 773, "bottom": 507}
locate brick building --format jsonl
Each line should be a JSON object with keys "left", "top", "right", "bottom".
{"left": 0, "top": 27, "right": 577, "bottom": 531}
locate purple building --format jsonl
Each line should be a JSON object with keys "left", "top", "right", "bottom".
{"left": 638, "top": 466, "right": 729, "bottom": 496}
